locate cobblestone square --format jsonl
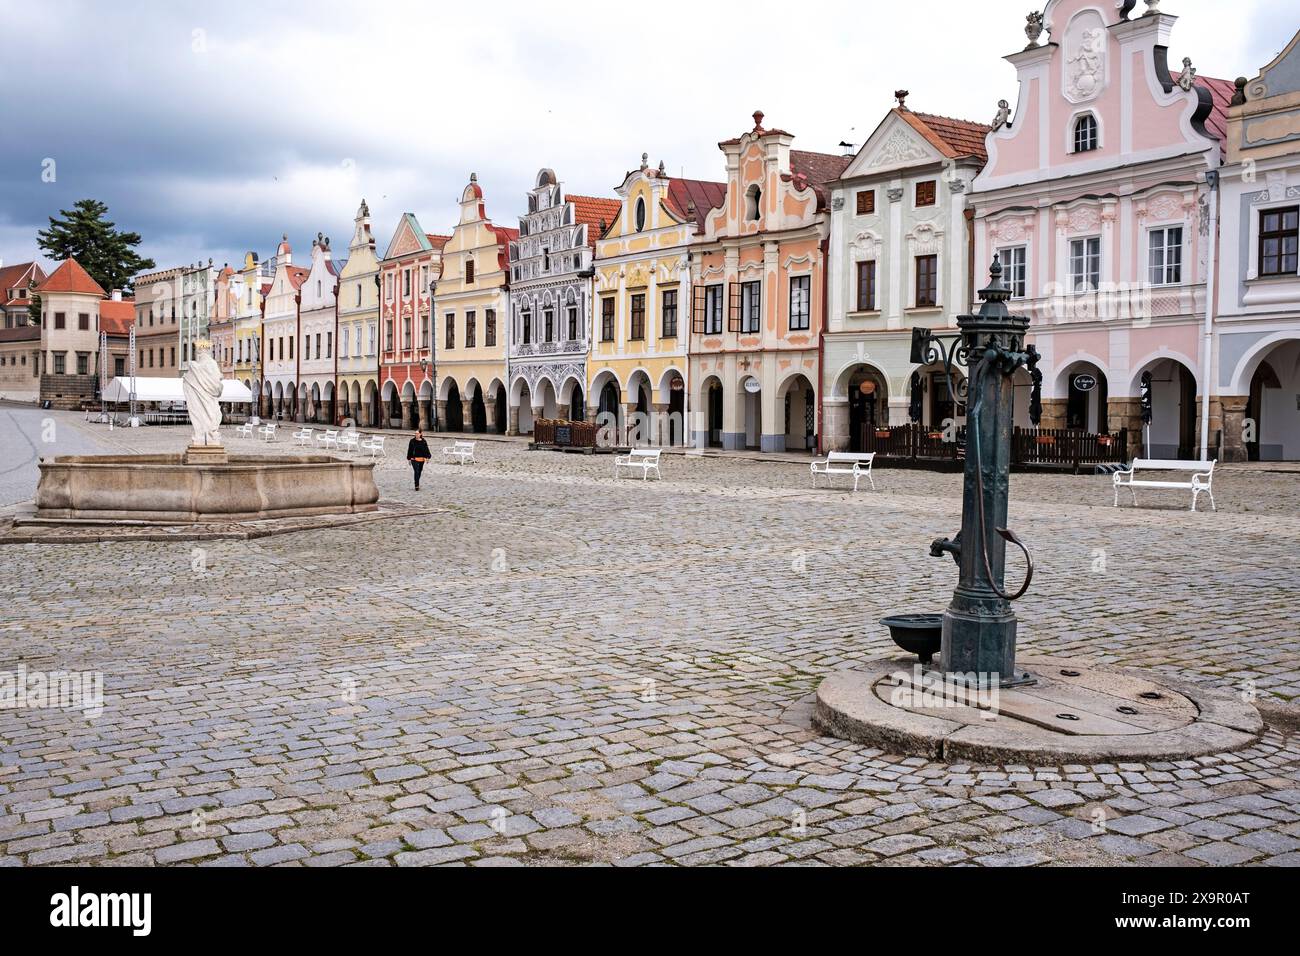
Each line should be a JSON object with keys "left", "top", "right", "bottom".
{"left": 2, "top": 409, "right": 1298, "bottom": 867}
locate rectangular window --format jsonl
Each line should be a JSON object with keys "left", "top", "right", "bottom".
{"left": 326, "top": 331, "right": 332, "bottom": 358}
{"left": 464, "top": 260, "right": 475, "bottom": 284}
{"left": 54, "top": 353, "right": 65, "bottom": 374}
{"left": 384, "top": 321, "right": 393, "bottom": 351}
{"left": 315, "top": 333, "right": 321, "bottom": 358}
{"left": 567, "top": 306, "right": 578, "bottom": 341}
{"left": 445, "top": 313, "right": 455, "bottom": 350}
{"left": 629, "top": 294, "right": 645, "bottom": 340}
{"left": 114, "top": 357, "right": 124, "bottom": 377}
{"left": 1259, "top": 206, "right": 1298, "bottom": 277}
{"left": 661, "top": 289, "right": 678, "bottom": 337}
{"left": 1148, "top": 226, "right": 1183, "bottom": 285}
{"left": 1000, "top": 246, "right": 1027, "bottom": 298}
{"left": 915, "top": 255, "right": 938, "bottom": 307}
{"left": 403, "top": 269, "right": 411, "bottom": 297}
{"left": 341, "top": 329, "right": 349, "bottom": 357}
{"left": 523, "top": 311, "right": 532, "bottom": 344}
{"left": 740, "top": 281, "right": 761, "bottom": 333}
{"left": 856, "top": 261, "right": 877, "bottom": 311}
{"left": 485, "top": 309, "right": 496, "bottom": 347}
{"left": 601, "top": 298, "right": 615, "bottom": 342}
{"left": 705, "top": 284, "right": 724, "bottom": 335}
{"left": 466, "top": 310, "right": 476, "bottom": 348}
{"left": 915, "top": 180, "right": 936, "bottom": 207}
{"left": 76, "top": 353, "right": 88, "bottom": 375}
{"left": 420, "top": 313, "right": 429, "bottom": 348}
{"left": 78, "top": 313, "right": 89, "bottom": 330}
{"left": 385, "top": 274, "right": 393, "bottom": 300}
{"left": 1069, "top": 237, "right": 1101, "bottom": 292}
{"left": 856, "top": 190, "right": 875, "bottom": 215}
{"left": 789, "top": 275, "right": 811, "bottom": 331}
{"left": 288, "top": 337, "right": 293, "bottom": 360}
{"left": 54, "top": 312, "right": 65, "bottom": 329}
{"left": 543, "top": 308, "right": 554, "bottom": 343}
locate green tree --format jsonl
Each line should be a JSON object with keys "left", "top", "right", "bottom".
{"left": 36, "top": 199, "right": 156, "bottom": 293}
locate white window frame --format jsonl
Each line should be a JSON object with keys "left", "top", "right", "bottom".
{"left": 1068, "top": 236, "right": 1101, "bottom": 293}
{"left": 789, "top": 273, "right": 812, "bottom": 331}
{"left": 1069, "top": 110, "right": 1101, "bottom": 154}
{"left": 1146, "top": 223, "right": 1184, "bottom": 286}
{"left": 998, "top": 245, "right": 1028, "bottom": 298}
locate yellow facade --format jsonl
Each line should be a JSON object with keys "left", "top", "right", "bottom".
{"left": 590, "top": 158, "right": 717, "bottom": 445}
{"left": 433, "top": 174, "right": 513, "bottom": 433}
{"left": 232, "top": 251, "right": 264, "bottom": 396}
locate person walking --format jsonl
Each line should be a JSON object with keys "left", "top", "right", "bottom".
{"left": 406, "top": 430, "right": 431, "bottom": 490}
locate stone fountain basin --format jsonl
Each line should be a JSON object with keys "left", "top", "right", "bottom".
{"left": 34, "top": 454, "right": 379, "bottom": 523}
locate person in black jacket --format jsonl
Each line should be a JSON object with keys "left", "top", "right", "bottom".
{"left": 406, "top": 430, "right": 432, "bottom": 490}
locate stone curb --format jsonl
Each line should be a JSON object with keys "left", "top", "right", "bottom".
{"left": 813, "top": 656, "right": 1264, "bottom": 764}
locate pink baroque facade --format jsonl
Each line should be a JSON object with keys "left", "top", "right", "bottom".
{"left": 970, "top": 0, "right": 1233, "bottom": 459}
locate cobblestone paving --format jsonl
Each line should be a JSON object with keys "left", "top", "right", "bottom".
{"left": 1, "top": 412, "right": 1298, "bottom": 867}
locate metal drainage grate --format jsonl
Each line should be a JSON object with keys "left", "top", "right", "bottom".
{"left": 1117, "top": 706, "right": 1139, "bottom": 715}
{"left": 1056, "top": 713, "right": 1080, "bottom": 721}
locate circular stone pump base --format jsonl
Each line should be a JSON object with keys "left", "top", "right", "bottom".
{"left": 813, "top": 655, "right": 1263, "bottom": 764}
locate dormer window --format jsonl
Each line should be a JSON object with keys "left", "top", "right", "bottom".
{"left": 1073, "top": 114, "right": 1098, "bottom": 153}
{"left": 745, "top": 185, "right": 762, "bottom": 221}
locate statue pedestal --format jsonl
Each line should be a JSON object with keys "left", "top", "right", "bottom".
{"left": 183, "top": 444, "right": 229, "bottom": 466}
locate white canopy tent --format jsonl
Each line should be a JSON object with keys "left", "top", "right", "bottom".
{"left": 101, "top": 377, "right": 254, "bottom": 404}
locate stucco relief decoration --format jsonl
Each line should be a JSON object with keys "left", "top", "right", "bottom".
{"left": 850, "top": 230, "right": 880, "bottom": 258}
{"left": 869, "top": 128, "right": 929, "bottom": 168}
{"left": 1063, "top": 13, "right": 1107, "bottom": 104}
{"left": 990, "top": 216, "right": 1028, "bottom": 244}
{"left": 1147, "top": 194, "right": 1181, "bottom": 221}
{"left": 1067, "top": 205, "right": 1101, "bottom": 232}
{"left": 907, "top": 221, "right": 943, "bottom": 256}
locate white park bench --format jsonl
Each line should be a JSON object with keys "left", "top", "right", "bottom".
{"left": 317, "top": 429, "right": 340, "bottom": 450}
{"left": 360, "top": 435, "right": 385, "bottom": 459}
{"left": 235, "top": 422, "right": 255, "bottom": 440}
{"left": 337, "top": 432, "right": 360, "bottom": 455}
{"left": 811, "top": 451, "right": 876, "bottom": 492}
{"left": 443, "top": 440, "right": 476, "bottom": 465}
{"left": 1113, "top": 459, "right": 1216, "bottom": 512}
{"left": 257, "top": 423, "right": 278, "bottom": 443}
{"left": 614, "top": 448, "right": 662, "bottom": 481}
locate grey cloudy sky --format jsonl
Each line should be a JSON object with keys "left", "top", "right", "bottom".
{"left": 1, "top": 0, "right": 1290, "bottom": 280}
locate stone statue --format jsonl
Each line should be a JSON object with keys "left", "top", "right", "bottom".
{"left": 1177, "top": 57, "right": 1197, "bottom": 92}
{"left": 1024, "top": 11, "right": 1044, "bottom": 49}
{"left": 183, "top": 340, "right": 223, "bottom": 447}
{"left": 992, "top": 99, "right": 1012, "bottom": 130}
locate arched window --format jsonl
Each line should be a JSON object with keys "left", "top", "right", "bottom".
{"left": 635, "top": 197, "right": 646, "bottom": 232}
{"left": 1073, "top": 114, "right": 1098, "bottom": 153}
{"left": 746, "top": 185, "right": 762, "bottom": 221}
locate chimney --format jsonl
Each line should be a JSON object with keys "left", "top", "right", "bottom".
{"left": 111, "top": 289, "right": 123, "bottom": 302}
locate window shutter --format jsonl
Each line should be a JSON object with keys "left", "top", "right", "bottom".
{"left": 692, "top": 285, "right": 707, "bottom": 334}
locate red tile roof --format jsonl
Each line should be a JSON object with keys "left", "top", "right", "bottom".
{"left": 427, "top": 234, "right": 451, "bottom": 251}
{"left": 0, "top": 261, "right": 44, "bottom": 305}
{"left": 568, "top": 195, "right": 622, "bottom": 244}
{"left": 900, "top": 110, "right": 990, "bottom": 162}
{"left": 286, "top": 266, "right": 310, "bottom": 289}
{"left": 1197, "top": 76, "right": 1235, "bottom": 148}
{"left": 785, "top": 151, "right": 854, "bottom": 210}
{"left": 36, "top": 258, "right": 106, "bottom": 297}
{"left": 666, "top": 178, "right": 728, "bottom": 230}
{"left": 98, "top": 299, "right": 135, "bottom": 336}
